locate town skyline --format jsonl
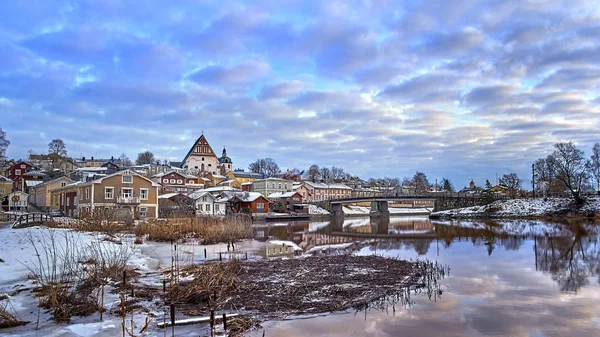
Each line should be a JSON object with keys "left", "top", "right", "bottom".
{"left": 2, "top": 1, "right": 599, "bottom": 187}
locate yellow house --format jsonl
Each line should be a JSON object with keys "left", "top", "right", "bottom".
{"left": 205, "top": 172, "right": 227, "bottom": 187}
{"left": 29, "top": 176, "right": 74, "bottom": 210}
{"left": 225, "top": 170, "right": 265, "bottom": 185}
{"left": 0, "top": 175, "right": 13, "bottom": 196}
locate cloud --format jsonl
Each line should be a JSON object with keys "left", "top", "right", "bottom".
{"left": 187, "top": 60, "right": 271, "bottom": 86}
{"left": 0, "top": 0, "right": 599, "bottom": 185}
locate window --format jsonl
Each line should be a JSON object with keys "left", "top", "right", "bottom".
{"left": 20, "top": 164, "right": 26, "bottom": 168}
{"left": 208, "top": 164, "right": 212, "bottom": 167}
{"left": 272, "top": 183, "right": 275, "bottom": 188}
{"left": 278, "top": 183, "right": 282, "bottom": 189}
{"left": 85, "top": 188, "right": 89, "bottom": 200}
{"left": 215, "top": 204, "right": 220, "bottom": 212}
{"left": 188, "top": 180, "right": 193, "bottom": 184}
{"left": 257, "top": 202, "right": 265, "bottom": 213}
{"left": 122, "top": 188, "right": 133, "bottom": 198}
{"left": 206, "top": 204, "right": 211, "bottom": 212}
{"left": 177, "top": 179, "right": 183, "bottom": 184}
{"left": 139, "top": 207, "right": 148, "bottom": 218}
{"left": 163, "top": 179, "right": 169, "bottom": 183}
{"left": 122, "top": 175, "right": 133, "bottom": 183}
{"left": 67, "top": 197, "right": 70, "bottom": 206}
{"left": 202, "top": 158, "right": 204, "bottom": 161}
{"left": 140, "top": 188, "right": 148, "bottom": 200}
{"left": 61, "top": 182, "right": 67, "bottom": 187}
{"left": 0, "top": 188, "right": 4, "bottom": 194}
{"left": 202, "top": 196, "right": 207, "bottom": 202}
{"left": 170, "top": 179, "right": 176, "bottom": 184}
{"left": 15, "top": 169, "right": 21, "bottom": 175}
{"left": 105, "top": 187, "right": 114, "bottom": 199}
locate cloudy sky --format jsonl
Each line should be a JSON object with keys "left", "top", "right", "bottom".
{"left": 1, "top": 0, "right": 599, "bottom": 188}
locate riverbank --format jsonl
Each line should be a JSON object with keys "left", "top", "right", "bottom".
{"left": 430, "top": 197, "right": 600, "bottom": 220}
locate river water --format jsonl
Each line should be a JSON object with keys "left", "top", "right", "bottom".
{"left": 247, "top": 216, "right": 600, "bottom": 337}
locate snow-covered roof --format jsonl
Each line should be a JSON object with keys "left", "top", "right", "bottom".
{"left": 49, "top": 181, "right": 85, "bottom": 192}
{"left": 231, "top": 171, "right": 264, "bottom": 179}
{"left": 268, "top": 191, "right": 300, "bottom": 198}
{"left": 158, "top": 193, "right": 180, "bottom": 199}
{"left": 302, "top": 181, "right": 352, "bottom": 190}
{"left": 220, "top": 191, "right": 265, "bottom": 202}
{"left": 79, "top": 169, "right": 161, "bottom": 187}
{"left": 76, "top": 166, "right": 107, "bottom": 172}
{"left": 254, "top": 177, "right": 289, "bottom": 183}
{"left": 188, "top": 190, "right": 212, "bottom": 200}
{"left": 212, "top": 174, "right": 226, "bottom": 179}
{"left": 26, "top": 180, "right": 43, "bottom": 187}
{"left": 202, "top": 186, "right": 240, "bottom": 193}
{"left": 241, "top": 182, "right": 252, "bottom": 186}
{"left": 0, "top": 174, "right": 13, "bottom": 182}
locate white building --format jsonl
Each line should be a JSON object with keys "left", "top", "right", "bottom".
{"left": 188, "top": 190, "right": 227, "bottom": 215}
{"left": 181, "top": 135, "right": 233, "bottom": 175}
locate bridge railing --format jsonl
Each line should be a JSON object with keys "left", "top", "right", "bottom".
{"left": 10, "top": 213, "right": 54, "bottom": 228}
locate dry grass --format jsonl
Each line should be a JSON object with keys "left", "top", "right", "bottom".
{"left": 24, "top": 230, "right": 136, "bottom": 322}
{"left": 136, "top": 215, "right": 253, "bottom": 244}
{"left": 0, "top": 296, "right": 27, "bottom": 329}
{"left": 171, "top": 259, "right": 241, "bottom": 304}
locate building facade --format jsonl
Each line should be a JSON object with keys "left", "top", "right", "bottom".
{"left": 296, "top": 181, "right": 352, "bottom": 202}
{"left": 252, "top": 178, "right": 293, "bottom": 197}
{"left": 181, "top": 135, "right": 233, "bottom": 175}
{"left": 76, "top": 170, "right": 160, "bottom": 219}
{"left": 29, "top": 176, "right": 74, "bottom": 210}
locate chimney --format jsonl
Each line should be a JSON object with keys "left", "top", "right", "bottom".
{"left": 82, "top": 156, "right": 86, "bottom": 161}
{"left": 111, "top": 156, "right": 114, "bottom": 162}
{"left": 91, "top": 156, "right": 94, "bottom": 161}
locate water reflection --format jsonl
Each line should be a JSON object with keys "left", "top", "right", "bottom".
{"left": 248, "top": 217, "right": 600, "bottom": 337}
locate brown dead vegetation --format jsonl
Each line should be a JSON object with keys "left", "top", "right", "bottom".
{"left": 166, "top": 255, "right": 446, "bottom": 320}
{"left": 135, "top": 215, "right": 253, "bottom": 244}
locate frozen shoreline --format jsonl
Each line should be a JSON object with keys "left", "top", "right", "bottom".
{"left": 430, "top": 197, "right": 600, "bottom": 219}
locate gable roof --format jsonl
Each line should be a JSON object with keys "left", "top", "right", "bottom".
{"left": 268, "top": 191, "right": 301, "bottom": 198}
{"left": 0, "top": 174, "right": 13, "bottom": 182}
{"left": 79, "top": 169, "right": 161, "bottom": 187}
{"left": 181, "top": 135, "right": 217, "bottom": 167}
{"left": 29, "top": 176, "right": 74, "bottom": 189}
{"left": 188, "top": 190, "right": 216, "bottom": 201}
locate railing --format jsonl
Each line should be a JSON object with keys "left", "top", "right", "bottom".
{"left": 117, "top": 196, "right": 141, "bottom": 204}
{"left": 9, "top": 213, "right": 54, "bottom": 228}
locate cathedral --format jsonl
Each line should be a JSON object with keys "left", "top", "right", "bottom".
{"left": 181, "top": 135, "right": 232, "bottom": 175}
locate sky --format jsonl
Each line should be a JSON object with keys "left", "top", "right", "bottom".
{"left": 1, "top": 0, "right": 599, "bottom": 189}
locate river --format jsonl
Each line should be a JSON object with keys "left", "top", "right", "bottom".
{"left": 247, "top": 216, "right": 600, "bottom": 336}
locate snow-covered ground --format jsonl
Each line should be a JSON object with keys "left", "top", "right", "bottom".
{"left": 0, "top": 224, "right": 267, "bottom": 337}
{"left": 343, "top": 205, "right": 432, "bottom": 215}
{"left": 306, "top": 204, "right": 330, "bottom": 215}
{"left": 431, "top": 197, "right": 600, "bottom": 219}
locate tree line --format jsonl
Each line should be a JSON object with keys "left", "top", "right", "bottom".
{"left": 533, "top": 141, "right": 600, "bottom": 203}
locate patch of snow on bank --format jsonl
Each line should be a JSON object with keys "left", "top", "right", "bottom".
{"left": 306, "top": 204, "right": 330, "bottom": 215}
{"left": 431, "top": 198, "right": 581, "bottom": 218}
{"left": 268, "top": 240, "right": 302, "bottom": 251}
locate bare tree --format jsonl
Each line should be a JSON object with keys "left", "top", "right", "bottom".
{"left": 411, "top": 172, "right": 431, "bottom": 194}
{"left": 136, "top": 151, "right": 155, "bottom": 165}
{"left": 48, "top": 139, "right": 67, "bottom": 156}
{"left": 499, "top": 173, "right": 521, "bottom": 198}
{"left": 330, "top": 166, "right": 345, "bottom": 181}
{"left": 550, "top": 142, "right": 589, "bottom": 203}
{"left": 118, "top": 153, "right": 132, "bottom": 167}
{"left": 591, "top": 143, "right": 600, "bottom": 194}
{"left": 306, "top": 165, "right": 320, "bottom": 181}
{"left": 249, "top": 158, "right": 280, "bottom": 177}
{"left": 0, "top": 127, "right": 9, "bottom": 166}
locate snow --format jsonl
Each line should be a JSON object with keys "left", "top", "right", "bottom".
{"left": 268, "top": 240, "right": 303, "bottom": 251}
{"left": 305, "top": 243, "right": 354, "bottom": 253}
{"left": 305, "top": 204, "right": 330, "bottom": 215}
{"left": 431, "top": 197, "right": 600, "bottom": 218}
